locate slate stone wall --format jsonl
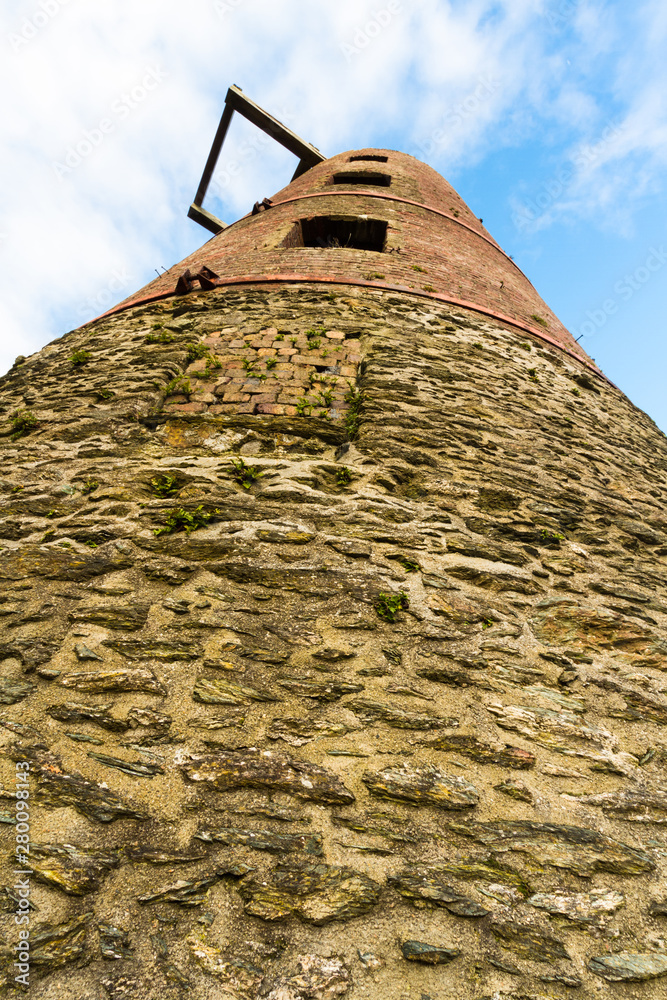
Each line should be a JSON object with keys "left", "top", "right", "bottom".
{"left": 1, "top": 285, "right": 667, "bottom": 999}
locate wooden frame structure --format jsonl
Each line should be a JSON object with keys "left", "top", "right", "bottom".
{"left": 188, "top": 85, "right": 325, "bottom": 235}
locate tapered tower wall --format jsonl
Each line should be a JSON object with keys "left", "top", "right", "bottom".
{"left": 110, "top": 150, "right": 596, "bottom": 369}
{"left": 1, "top": 153, "right": 667, "bottom": 999}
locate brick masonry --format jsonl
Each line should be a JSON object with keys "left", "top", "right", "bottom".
{"left": 108, "top": 149, "right": 595, "bottom": 369}
{"left": 164, "top": 322, "right": 360, "bottom": 420}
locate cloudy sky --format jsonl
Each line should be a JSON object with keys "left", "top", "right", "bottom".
{"left": 2, "top": 0, "right": 666, "bottom": 430}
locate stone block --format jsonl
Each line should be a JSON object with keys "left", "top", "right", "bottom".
{"left": 222, "top": 391, "right": 251, "bottom": 402}
{"left": 256, "top": 403, "right": 285, "bottom": 414}
{"left": 166, "top": 401, "right": 208, "bottom": 414}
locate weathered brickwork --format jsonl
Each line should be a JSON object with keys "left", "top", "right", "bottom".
{"left": 1, "top": 152, "right": 667, "bottom": 1000}
{"left": 110, "top": 150, "right": 593, "bottom": 368}
{"left": 163, "top": 319, "right": 360, "bottom": 419}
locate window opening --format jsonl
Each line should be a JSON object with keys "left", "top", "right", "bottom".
{"left": 282, "top": 216, "right": 387, "bottom": 252}
{"left": 333, "top": 171, "right": 391, "bottom": 187}
{"left": 348, "top": 155, "right": 389, "bottom": 162}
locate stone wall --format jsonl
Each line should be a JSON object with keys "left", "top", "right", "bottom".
{"left": 1, "top": 285, "right": 667, "bottom": 998}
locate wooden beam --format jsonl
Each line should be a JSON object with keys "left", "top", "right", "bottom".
{"left": 225, "top": 85, "right": 325, "bottom": 167}
{"left": 193, "top": 102, "right": 234, "bottom": 208}
{"left": 187, "top": 202, "right": 227, "bottom": 236}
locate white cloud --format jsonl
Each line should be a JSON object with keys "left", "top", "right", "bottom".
{"left": 501, "top": 0, "right": 667, "bottom": 235}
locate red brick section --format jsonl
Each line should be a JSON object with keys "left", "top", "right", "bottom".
{"left": 163, "top": 323, "right": 359, "bottom": 420}
{"left": 103, "top": 149, "right": 597, "bottom": 370}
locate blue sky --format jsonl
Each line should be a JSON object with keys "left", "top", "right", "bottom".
{"left": 2, "top": 0, "right": 666, "bottom": 430}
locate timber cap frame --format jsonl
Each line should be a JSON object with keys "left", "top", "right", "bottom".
{"left": 188, "top": 84, "right": 326, "bottom": 235}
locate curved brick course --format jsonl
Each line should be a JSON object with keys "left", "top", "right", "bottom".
{"left": 108, "top": 150, "right": 594, "bottom": 368}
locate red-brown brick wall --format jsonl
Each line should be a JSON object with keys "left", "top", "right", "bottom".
{"left": 163, "top": 321, "right": 360, "bottom": 420}
{"left": 107, "top": 150, "right": 593, "bottom": 366}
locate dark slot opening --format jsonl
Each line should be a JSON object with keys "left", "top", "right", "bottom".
{"left": 349, "top": 155, "right": 389, "bottom": 162}
{"left": 295, "top": 216, "right": 387, "bottom": 251}
{"left": 333, "top": 171, "right": 391, "bottom": 187}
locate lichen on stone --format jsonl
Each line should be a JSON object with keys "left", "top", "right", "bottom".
{"left": 29, "top": 843, "right": 120, "bottom": 895}
{"left": 363, "top": 764, "right": 480, "bottom": 809}
{"left": 138, "top": 864, "right": 253, "bottom": 906}
{"left": 448, "top": 819, "right": 655, "bottom": 876}
{"left": 180, "top": 748, "right": 356, "bottom": 804}
{"left": 388, "top": 865, "right": 489, "bottom": 916}
{"left": 195, "top": 826, "right": 323, "bottom": 855}
{"left": 400, "top": 940, "right": 461, "bottom": 964}
{"left": 238, "top": 861, "right": 381, "bottom": 924}
{"left": 348, "top": 697, "right": 457, "bottom": 730}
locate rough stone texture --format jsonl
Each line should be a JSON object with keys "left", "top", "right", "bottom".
{"left": 589, "top": 952, "right": 667, "bottom": 982}
{"left": 2, "top": 150, "right": 667, "bottom": 999}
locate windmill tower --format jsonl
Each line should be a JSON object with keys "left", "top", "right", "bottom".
{"left": 2, "top": 88, "right": 667, "bottom": 999}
